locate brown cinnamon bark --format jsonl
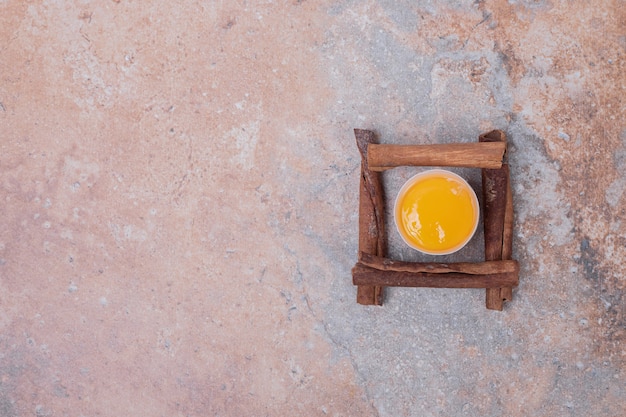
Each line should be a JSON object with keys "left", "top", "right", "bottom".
{"left": 352, "top": 264, "right": 518, "bottom": 288}
{"left": 367, "top": 142, "right": 506, "bottom": 171}
{"left": 354, "top": 129, "right": 386, "bottom": 305}
{"left": 500, "top": 169, "right": 515, "bottom": 302}
{"left": 480, "top": 130, "right": 514, "bottom": 310}
{"left": 357, "top": 252, "right": 518, "bottom": 276}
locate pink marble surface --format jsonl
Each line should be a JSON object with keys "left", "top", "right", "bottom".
{"left": 1, "top": 1, "right": 624, "bottom": 416}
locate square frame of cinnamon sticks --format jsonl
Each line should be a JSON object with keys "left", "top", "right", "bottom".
{"left": 352, "top": 129, "right": 517, "bottom": 311}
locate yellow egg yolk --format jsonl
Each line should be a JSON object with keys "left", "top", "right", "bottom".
{"left": 396, "top": 173, "right": 477, "bottom": 254}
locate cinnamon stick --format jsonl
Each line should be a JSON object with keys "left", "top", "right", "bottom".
{"left": 358, "top": 252, "right": 518, "bottom": 276}
{"left": 354, "top": 129, "right": 386, "bottom": 305}
{"left": 367, "top": 142, "right": 506, "bottom": 171}
{"left": 352, "top": 264, "right": 518, "bottom": 288}
{"left": 500, "top": 169, "right": 515, "bottom": 302}
{"left": 480, "top": 130, "right": 514, "bottom": 310}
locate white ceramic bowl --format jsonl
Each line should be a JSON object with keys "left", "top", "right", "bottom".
{"left": 394, "top": 169, "right": 480, "bottom": 255}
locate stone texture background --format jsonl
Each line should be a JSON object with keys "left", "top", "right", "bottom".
{"left": 1, "top": 1, "right": 624, "bottom": 416}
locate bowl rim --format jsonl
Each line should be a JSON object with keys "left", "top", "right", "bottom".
{"left": 393, "top": 168, "right": 480, "bottom": 255}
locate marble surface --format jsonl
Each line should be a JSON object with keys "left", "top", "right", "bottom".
{"left": 1, "top": 1, "right": 624, "bottom": 416}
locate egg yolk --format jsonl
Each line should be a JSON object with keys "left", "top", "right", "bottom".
{"left": 396, "top": 174, "right": 477, "bottom": 254}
